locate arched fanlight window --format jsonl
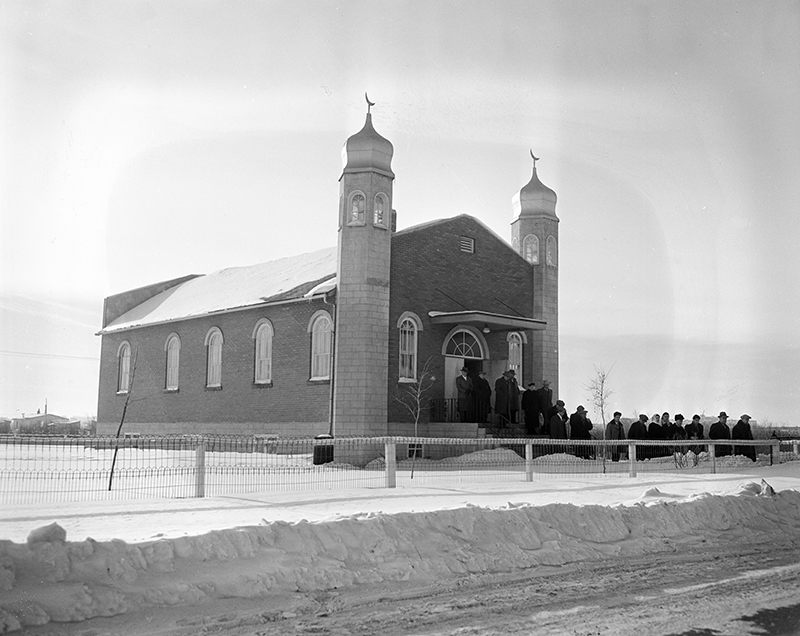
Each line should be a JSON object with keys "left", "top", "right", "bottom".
{"left": 445, "top": 330, "right": 484, "bottom": 359}
{"left": 253, "top": 320, "right": 273, "bottom": 384}
{"left": 117, "top": 342, "right": 131, "bottom": 393}
{"left": 205, "top": 328, "right": 223, "bottom": 388}
{"left": 523, "top": 234, "right": 539, "bottom": 264}
{"left": 165, "top": 334, "right": 180, "bottom": 390}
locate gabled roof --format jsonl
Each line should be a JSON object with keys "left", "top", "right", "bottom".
{"left": 100, "top": 247, "right": 337, "bottom": 334}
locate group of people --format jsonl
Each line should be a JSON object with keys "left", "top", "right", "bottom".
{"left": 454, "top": 370, "right": 758, "bottom": 463}
{"left": 623, "top": 410, "right": 757, "bottom": 461}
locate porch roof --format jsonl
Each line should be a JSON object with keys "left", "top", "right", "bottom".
{"left": 427, "top": 310, "right": 546, "bottom": 332}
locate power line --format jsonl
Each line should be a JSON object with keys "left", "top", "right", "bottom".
{"left": 0, "top": 350, "right": 100, "bottom": 362}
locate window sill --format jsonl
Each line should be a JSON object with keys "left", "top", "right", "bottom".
{"left": 163, "top": 388, "right": 179, "bottom": 394}
{"left": 308, "top": 378, "right": 330, "bottom": 385}
{"left": 116, "top": 390, "right": 129, "bottom": 396}
{"left": 253, "top": 382, "right": 273, "bottom": 389}
{"left": 398, "top": 377, "right": 417, "bottom": 384}
{"left": 205, "top": 385, "right": 223, "bottom": 391}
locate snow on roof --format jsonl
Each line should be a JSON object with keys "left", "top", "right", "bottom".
{"left": 102, "top": 247, "right": 337, "bottom": 333}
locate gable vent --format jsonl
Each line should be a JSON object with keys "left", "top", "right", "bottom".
{"left": 460, "top": 236, "right": 475, "bottom": 253}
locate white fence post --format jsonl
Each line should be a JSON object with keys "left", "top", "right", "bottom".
{"left": 771, "top": 441, "right": 781, "bottom": 466}
{"left": 525, "top": 443, "right": 533, "bottom": 482}
{"left": 385, "top": 440, "right": 396, "bottom": 488}
{"left": 709, "top": 442, "right": 716, "bottom": 474}
{"left": 793, "top": 441, "right": 799, "bottom": 458}
{"left": 195, "top": 441, "right": 206, "bottom": 498}
{"left": 628, "top": 443, "right": 637, "bottom": 478}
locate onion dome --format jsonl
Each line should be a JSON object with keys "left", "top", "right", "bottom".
{"left": 341, "top": 112, "right": 394, "bottom": 178}
{"left": 512, "top": 155, "right": 558, "bottom": 220}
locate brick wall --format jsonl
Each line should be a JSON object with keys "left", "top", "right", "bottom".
{"left": 387, "top": 215, "right": 537, "bottom": 423}
{"left": 96, "top": 299, "right": 333, "bottom": 435}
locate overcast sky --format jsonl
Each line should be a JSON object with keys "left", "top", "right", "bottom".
{"left": 1, "top": 1, "right": 798, "bottom": 423}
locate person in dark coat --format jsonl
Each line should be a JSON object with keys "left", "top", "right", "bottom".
{"left": 605, "top": 411, "right": 626, "bottom": 462}
{"left": 473, "top": 371, "right": 492, "bottom": 424}
{"left": 455, "top": 366, "right": 474, "bottom": 423}
{"left": 732, "top": 414, "right": 756, "bottom": 462}
{"left": 647, "top": 413, "right": 665, "bottom": 458}
{"left": 709, "top": 411, "right": 732, "bottom": 457}
{"left": 627, "top": 414, "right": 649, "bottom": 461}
{"left": 494, "top": 371, "right": 511, "bottom": 427}
{"left": 507, "top": 370, "right": 521, "bottom": 425}
{"left": 672, "top": 414, "right": 687, "bottom": 440}
{"left": 521, "top": 382, "right": 541, "bottom": 435}
{"left": 537, "top": 380, "right": 553, "bottom": 423}
{"left": 544, "top": 400, "right": 564, "bottom": 436}
{"left": 569, "top": 405, "right": 594, "bottom": 459}
{"left": 549, "top": 403, "right": 568, "bottom": 442}
{"left": 685, "top": 414, "right": 705, "bottom": 456}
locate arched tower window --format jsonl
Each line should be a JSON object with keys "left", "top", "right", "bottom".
{"left": 205, "top": 328, "right": 224, "bottom": 388}
{"left": 165, "top": 334, "right": 180, "bottom": 390}
{"left": 397, "top": 312, "right": 422, "bottom": 381}
{"left": 253, "top": 319, "right": 274, "bottom": 384}
{"left": 374, "top": 193, "right": 388, "bottom": 227}
{"left": 117, "top": 341, "right": 131, "bottom": 394}
{"left": 546, "top": 235, "right": 558, "bottom": 267}
{"left": 348, "top": 192, "right": 366, "bottom": 225}
{"left": 309, "top": 311, "right": 333, "bottom": 380}
{"left": 508, "top": 332, "right": 523, "bottom": 385}
{"left": 523, "top": 234, "right": 539, "bottom": 264}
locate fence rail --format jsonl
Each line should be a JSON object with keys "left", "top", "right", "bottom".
{"left": 1, "top": 434, "right": 798, "bottom": 505}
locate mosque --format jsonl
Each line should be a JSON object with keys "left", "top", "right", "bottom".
{"left": 96, "top": 102, "right": 560, "bottom": 440}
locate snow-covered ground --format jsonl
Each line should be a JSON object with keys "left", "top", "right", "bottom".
{"left": 1, "top": 450, "right": 800, "bottom": 633}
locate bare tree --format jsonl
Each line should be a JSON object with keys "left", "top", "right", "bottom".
{"left": 584, "top": 363, "right": 615, "bottom": 435}
{"left": 394, "top": 357, "right": 437, "bottom": 437}
{"left": 108, "top": 348, "right": 138, "bottom": 491}
{"left": 394, "top": 357, "right": 436, "bottom": 474}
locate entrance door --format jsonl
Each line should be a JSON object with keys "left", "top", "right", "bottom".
{"left": 444, "top": 358, "right": 484, "bottom": 398}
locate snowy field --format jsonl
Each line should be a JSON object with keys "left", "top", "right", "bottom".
{"left": 2, "top": 451, "right": 800, "bottom": 634}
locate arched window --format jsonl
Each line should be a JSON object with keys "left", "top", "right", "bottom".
{"left": 445, "top": 330, "right": 484, "bottom": 359}
{"left": 253, "top": 319, "right": 273, "bottom": 384}
{"left": 309, "top": 312, "right": 333, "bottom": 380}
{"left": 374, "top": 193, "right": 388, "bottom": 227}
{"left": 205, "top": 328, "right": 223, "bottom": 388}
{"left": 165, "top": 334, "right": 180, "bottom": 390}
{"left": 546, "top": 235, "right": 558, "bottom": 267}
{"left": 349, "top": 192, "right": 366, "bottom": 225}
{"left": 117, "top": 342, "right": 131, "bottom": 393}
{"left": 508, "top": 332, "right": 523, "bottom": 384}
{"left": 397, "top": 313, "right": 422, "bottom": 381}
{"left": 523, "top": 234, "right": 539, "bottom": 264}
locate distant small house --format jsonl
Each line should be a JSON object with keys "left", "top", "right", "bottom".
{"left": 11, "top": 413, "right": 81, "bottom": 435}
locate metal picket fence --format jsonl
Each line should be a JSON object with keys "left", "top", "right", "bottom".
{"left": 1, "top": 434, "right": 798, "bottom": 505}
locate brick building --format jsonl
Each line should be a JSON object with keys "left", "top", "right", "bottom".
{"left": 96, "top": 106, "right": 560, "bottom": 438}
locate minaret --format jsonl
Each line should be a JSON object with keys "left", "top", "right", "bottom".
{"left": 511, "top": 153, "right": 559, "bottom": 398}
{"left": 332, "top": 96, "right": 394, "bottom": 437}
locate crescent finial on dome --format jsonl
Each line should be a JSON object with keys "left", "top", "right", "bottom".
{"left": 365, "top": 92, "right": 375, "bottom": 113}
{"left": 530, "top": 150, "right": 540, "bottom": 168}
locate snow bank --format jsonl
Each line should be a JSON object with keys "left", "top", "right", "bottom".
{"left": 1, "top": 482, "right": 798, "bottom": 632}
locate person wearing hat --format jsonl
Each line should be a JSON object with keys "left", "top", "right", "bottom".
{"left": 605, "top": 411, "right": 626, "bottom": 462}
{"left": 537, "top": 380, "right": 554, "bottom": 420}
{"left": 569, "top": 405, "right": 594, "bottom": 459}
{"left": 685, "top": 414, "right": 705, "bottom": 460}
{"left": 494, "top": 371, "right": 512, "bottom": 427}
{"left": 473, "top": 370, "right": 492, "bottom": 424}
{"left": 732, "top": 414, "right": 756, "bottom": 462}
{"left": 507, "top": 370, "right": 521, "bottom": 425}
{"left": 455, "top": 366, "right": 474, "bottom": 423}
{"left": 521, "top": 381, "right": 542, "bottom": 435}
{"left": 708, "top": 411, "right": 732, "bottom": 457}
